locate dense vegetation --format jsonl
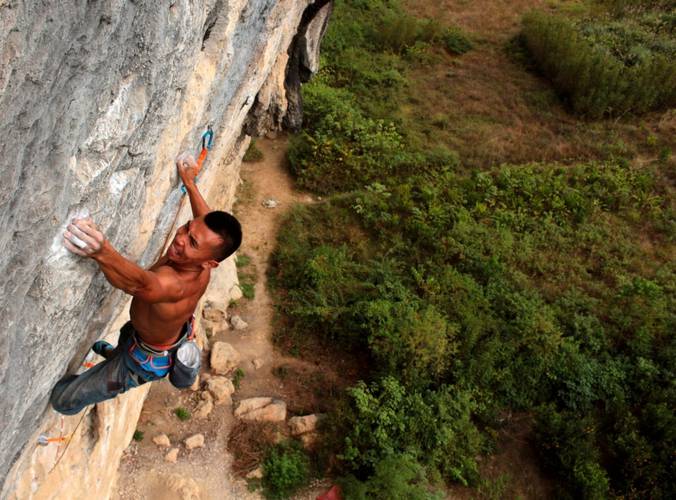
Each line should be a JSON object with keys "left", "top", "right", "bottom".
{"left": 272, "top": 1, "right": 675, "bottom": 498}
{"left": 522, "top": 3, "right": 676, "bottom": 117}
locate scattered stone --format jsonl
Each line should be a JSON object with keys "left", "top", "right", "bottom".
{"left": 262, "top": 198, "right": 278, "bottom": 208}
{"left": 265, "top": 130, "right": 278, "bottom": 140}
{"left": 153, "top": 433, "right": 171, "bottom": 448}
{"left": 235, "top": 397, "right": 286, "bottom": 422}
{"left": 184, "top": 433, "right": 205, "bottom": 450}
{"left": 231, "top": 315, "right": 248, "bottom": 330}
{"left": 246, "top": 467, "right": 263, "bottom": 479}
{"left": 202, "top": 301, "right": 227, "bottom": 322}
{"left": 252, "top": 358, "right": 264, "bottom": 370}
{"left": 206, "top": 376, "right": 235, "bottom": 405}
{"left": 210, "top": 342, "right": 240, "bottom": 375}
{"left": 194, "top": 392, "right": 214, "bottom": 419}
{"left": 288, "top": 414, "right": 323, "bottom": 436}
{"left": 203, "top": 320, "right": 229, "bottom": 339}
{"left": 165, "top": 448, "right": 179, "bottom": 463}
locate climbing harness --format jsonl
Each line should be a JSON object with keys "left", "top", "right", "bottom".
{"left": 180, "top": 126, "right": 214, "bottom": 194}
{"left": 126, "top": 316, "right": 196, "bottom": 380}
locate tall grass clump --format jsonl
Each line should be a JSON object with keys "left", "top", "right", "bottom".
{"left": 521, "top": 10, "right": 676, "bottom": 117}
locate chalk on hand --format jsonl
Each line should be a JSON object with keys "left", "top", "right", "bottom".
{"left": 70, "top": 234, "right": 88, "bottom": 249}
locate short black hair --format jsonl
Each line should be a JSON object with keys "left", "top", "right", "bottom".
{"left": 204, "top": 211, "right": 242, "bottom": 262}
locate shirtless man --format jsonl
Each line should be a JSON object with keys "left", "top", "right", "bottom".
{"left": 50, "top": 156, "right": 242, "bottom": 415}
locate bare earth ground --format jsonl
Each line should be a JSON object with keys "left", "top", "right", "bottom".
{"left": 114, "top": 137, "right": 334, "bottom": 500}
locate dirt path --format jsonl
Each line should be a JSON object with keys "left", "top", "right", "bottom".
{"left": 113, "top": 135, "right": 317, "bottom": 500}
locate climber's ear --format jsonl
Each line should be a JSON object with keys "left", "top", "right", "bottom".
{"left": 203, "top": 259, "right": 219, "bottom": 269}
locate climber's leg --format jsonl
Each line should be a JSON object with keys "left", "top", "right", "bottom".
{"left": 50, "top": 348, "right": 142, "bottom": 416}
{"left": 92, "top": 340, "right": 115, "bottom": 359}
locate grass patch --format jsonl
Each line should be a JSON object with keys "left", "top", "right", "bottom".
{"left": 132, "top": 430, "right": 144, "bottom": 442}
{"left": 243, "top": 139, "right": 264, "bottom": 162}
{"left": 174, "top": 407, "right": 191, "bottom": 421}
{"left": 233, "top": 367, "right": 245, "bottom": 390}
{"left": 236, "top": 253, "right": 252, "bottom": 267}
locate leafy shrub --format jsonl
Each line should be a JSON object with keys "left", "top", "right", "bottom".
{"left": 521, "top": 10, "right": 676, "bottom": 117}
{"left": 289, "top": 83, "right": 405, "bottom": 194}
{"left": 339, "top": 454, "right": 442, "bottom": 500}
{"left": 442, "top": 27, "right": 473, "bottom": 55}
{"left": 336, "top": 377, "right": 483, "bottom": 485}
{"left": 270, "top": 159, "right": 674, "bottom": 497}
{"left": 262, "top": 442, "right": 311, "bottom": 499}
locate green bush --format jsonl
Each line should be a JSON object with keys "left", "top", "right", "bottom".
{"left": 521, "top": 10, "right": 676, "bottom": 117}
{"left": 442, "top": 27, "right": 473, "bottom": 55}
{"left": 339, "top": 454, "right": 442, "bottom": 500}
{"left": 270, "top": 159, "right": 675, "bottom": 497}
{"left": 289, "top": 83, "right": 406, "bottom": 194}
{"left": 262, "top": 442, "right": 311, "bottom": 499}
{"left": 336, "top": 377, "right": 483, "bottom": 485}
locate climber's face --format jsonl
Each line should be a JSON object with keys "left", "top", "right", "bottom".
{"left": 167, "top": 216, "right": 221, "bottom": 268}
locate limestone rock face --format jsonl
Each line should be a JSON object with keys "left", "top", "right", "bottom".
{"left": 0, "top": 0, "right": 332, "bottom": 496}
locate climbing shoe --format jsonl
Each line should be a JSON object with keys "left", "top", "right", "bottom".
{"left": 92, "top": 340, "right": 115, "bottom": 359}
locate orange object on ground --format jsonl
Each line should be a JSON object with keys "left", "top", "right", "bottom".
{"left": 316, "top": 485, "right": 342, "bottom": 500}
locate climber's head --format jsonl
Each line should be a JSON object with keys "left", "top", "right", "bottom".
{"left": 167, "top": 211, "right": 242, "bottom": 268}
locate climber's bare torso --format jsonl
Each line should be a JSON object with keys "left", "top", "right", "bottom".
{"left": 130, "top": 256, "right": 211, "bottom": 346}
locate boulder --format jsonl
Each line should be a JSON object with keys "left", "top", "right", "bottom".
{"left": 194, "top": 392, "right": 214, "bottom": 419}
{"left": 235, "top": 397, "right": 286, "bottom": 422}
{"left": 230, "top": 315, "right": 248, "bottom": 330}
{"left": 184, "top": 434, "right": 205, "bottom": 450}
{"left": 152, "top": 434, "right": 171, "bottom": 448}
{"left": 206, "top": 376, "right": 235, "bottom": 405}
{"left": 210, "top": 342, "right": 240, "bottom": 375}
{"left": 252, "top": 358, "right": 264, "bottom": 370}
{"left": 288, "top": 414, "right": 323, "bottom": 436}
{"left": 165, "top": 448, "right": 179, "bottom": 463}
{"left": 202, "top": 301, "right": 227, "bottom": 322}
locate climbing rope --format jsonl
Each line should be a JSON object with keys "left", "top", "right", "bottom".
{"left": 38, "top": 410, "right": 89, "bottom": 474}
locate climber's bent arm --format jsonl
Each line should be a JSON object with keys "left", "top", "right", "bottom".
{"left": 183, "top": 178, "right": 211, "bottom": 219}
{"left": 91, "top": 241, "right": 185, "bottom": 303}
{"left": 64, "top": 218, "right": 184, "bottom": 303}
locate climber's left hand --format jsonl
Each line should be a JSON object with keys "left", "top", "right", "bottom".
{"left": 63, "top": 218, "right": 105, "bottom": 257}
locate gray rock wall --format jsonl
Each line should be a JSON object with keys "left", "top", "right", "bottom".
{"left": 0, "top": 0, "right": 330, "bottom": 488}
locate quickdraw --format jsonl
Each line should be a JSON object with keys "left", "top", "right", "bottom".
{"left": 181, "top": 126, "right": 214, "bottom": 194}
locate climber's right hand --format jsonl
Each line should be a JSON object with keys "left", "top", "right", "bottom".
{"left": 63, "top": 218, "right": 105, "bottom": 257}
{"left": 176, "top": 154, "right": 198, "bottom": 186}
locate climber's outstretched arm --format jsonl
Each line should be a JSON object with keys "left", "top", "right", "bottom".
{"left": 177, "top": 156, "right": 211, "bottom": 218}
{"left": 63, "top": 218, "right": 184, "bottom": 303}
